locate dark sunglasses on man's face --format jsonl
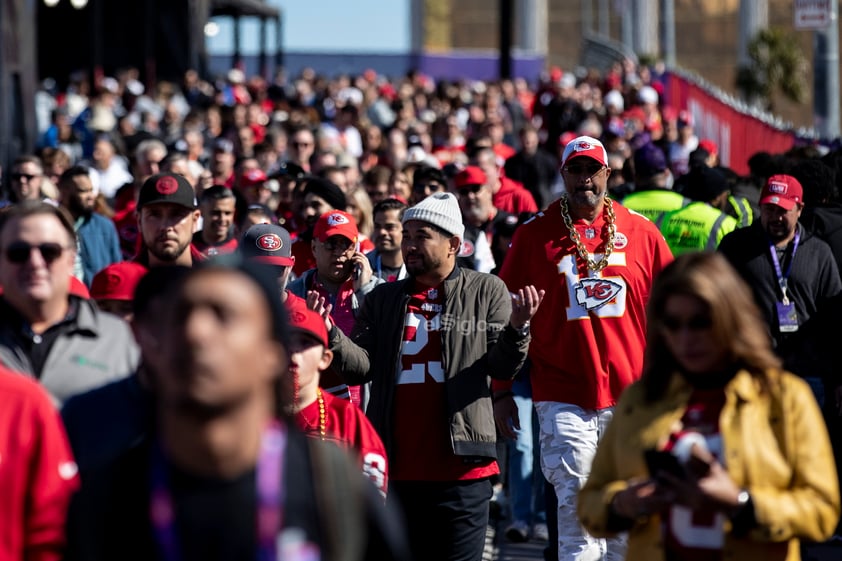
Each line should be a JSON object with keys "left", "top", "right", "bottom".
{"left": 4, "top": 241, "right": 68, "bottom": 264}
{"left": 11, "top": 173, "right": 39, "bottom": 182}
{"left": 563, "top": 163, "right": 604, "bottom": 176}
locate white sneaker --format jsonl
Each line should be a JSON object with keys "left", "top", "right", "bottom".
{"left": 532, "top": 522, "right": 549, "bottom": 542}
{"left": 505, "top": 520, "right": 530, "bottom": 543}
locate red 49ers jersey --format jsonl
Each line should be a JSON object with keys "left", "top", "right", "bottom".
{"left": 498, "top": 200, "right": 673, "bottom": 409}
{"left": 391, "top": 281, "right": 498, "bottom": 481}
{"left": 296, "top": 391, "right": 389, "bottom": 496}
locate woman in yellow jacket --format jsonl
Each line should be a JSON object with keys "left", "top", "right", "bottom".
{"left": 578, "top": 252, "right": 840, "bottom": 561}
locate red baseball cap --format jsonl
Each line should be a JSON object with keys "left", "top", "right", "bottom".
{"left": 561, "top": 136, "right": 608, "bottom": 167}
{"left": 760, "top": 174, "right": 803, "bottom": 211}
{"left": 287, "top": 300, "right": 328, "bottom": 347}
{"left": 90, "top": 262, "right": 148, "bottom": 301}
{"left": 313, "top": 210, "right": 358, "bottom": 244}
{"left": 698, "top": 139, "right": 718, "bottom": 157}
{"left": 241, "top": 169, "right": 268, "bottom": 187}
{"left": 454, "top": 166, "right": 487, "bottom": 188}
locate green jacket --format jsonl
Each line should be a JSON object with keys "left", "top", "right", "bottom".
{"left": 578, "top": 369, "right": 840, "bottom": 561}
{"left": 659, "top": 202, "right": 738, "bottom": 255}
{"left": 621, "top": 189, "right": 690, "bottom": 225}
{"left": 328, "top": 266, "right": 529, "bottom": 464}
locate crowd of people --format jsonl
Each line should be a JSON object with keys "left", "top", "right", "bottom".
{"left": 2, "top": 56, "right": 842, "bottom": 561}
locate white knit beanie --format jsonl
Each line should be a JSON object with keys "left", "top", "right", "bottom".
{"left": 402, "top": 192, "right": 465, "bottom": 239}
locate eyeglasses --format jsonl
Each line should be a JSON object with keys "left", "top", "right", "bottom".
{"left": 413, "top": 182, "right": 444, "bottom": 193}
{"left": 661, "top": 314, "right": 713, "bottom": 332}
{"left": 562, "top": 163, "right": 605, "bottom": 177}
{"left": 4, "top": 241, "right": 70, "bottom": 264}
{"left": 11, "top": 173, "right": 40, "bottom": 182}
{"left": 457, "top": 185, "right": 483, "bottom": 196}
{"left": 320, "top": 238, "right": 353, "bottom": 253}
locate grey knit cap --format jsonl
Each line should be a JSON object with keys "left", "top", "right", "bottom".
{"left": 401, "top": 192, "right": 465, "bottom": 239}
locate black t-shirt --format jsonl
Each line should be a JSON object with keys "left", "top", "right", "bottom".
{"left": 66, "top": 428, "right": 326, "bottom": 561}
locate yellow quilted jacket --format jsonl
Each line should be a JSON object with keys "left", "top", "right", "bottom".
{"left": 578, "top": 368, "right": 840, "bottom": 561}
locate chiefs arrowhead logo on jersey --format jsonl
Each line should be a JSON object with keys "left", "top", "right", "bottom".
{"left": 327, "top": 213, "right": 349, "bottom": 226}
{"left": 575, "top": 278, "right": 623, "bottom": 310}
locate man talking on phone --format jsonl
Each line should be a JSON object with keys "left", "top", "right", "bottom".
{"left": 288, "top": 210, "right": 383, "bottom": 408}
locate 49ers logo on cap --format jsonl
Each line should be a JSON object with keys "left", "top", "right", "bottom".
{"left": 327, "top": 213, "right": 349, "bottom": 226}
{"left": 768, "top": 181, "right": 788, "bottom": 194}
{"left": 156, "top": 176, "right": 179, "bottom": 195}
{"left": 574, "top": 141, "right": 594, "bottom": 152}
{"left": 575, "top": 278, "right": 623, "bottom": 311}
{"left": 256, "top": 233, "right": 283, "bottom": 251}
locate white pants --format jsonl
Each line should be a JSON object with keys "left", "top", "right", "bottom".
{"left": 535, "top": 401, "right": 627, "bottom": 561}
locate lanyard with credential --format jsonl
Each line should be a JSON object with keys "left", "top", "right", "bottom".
{"left": 768, "top": 231, "right": 800, "bottom": 305}
{"left": 149, "top": 420, "right": 287, "bottom": 561}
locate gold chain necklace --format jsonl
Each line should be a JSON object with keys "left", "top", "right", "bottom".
{"left": 316, "top": 388, "right": 326, "bottom": 440}
{"left": 559, "top": 195, "right": 616, "bottom": 272}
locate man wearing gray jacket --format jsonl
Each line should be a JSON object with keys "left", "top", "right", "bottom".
{"left": 324, "top": 192, "right": 544, "bottom": 561}
{"left": 0, "top": 201, "right": 138, "bottom": 404}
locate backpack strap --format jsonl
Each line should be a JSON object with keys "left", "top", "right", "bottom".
{"left": 308, "top": 438, "right": 365, "bottom": 561}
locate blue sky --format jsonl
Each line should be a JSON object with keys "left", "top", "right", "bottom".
{"left": 207, "top": 0, "right": 410, "bottom": 54}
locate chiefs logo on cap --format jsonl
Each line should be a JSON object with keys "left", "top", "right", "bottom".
{"left": 768, "top": 182, "right": 787, "bottom": 194}
{"left": 327, "top": 213, "right": 349, "bottom": 226}
{"left": 156, "top": 176, "right": 179, "bottom": 195}
{"left": 574, "top": 141, "right": 594, "bottom": 152}
{"left": 256, "top": 233, "right": 282, "bottom": 251}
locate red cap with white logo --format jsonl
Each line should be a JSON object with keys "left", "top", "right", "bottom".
{"left": 313, "top": 210, "right": 359, "bottom": 244}
{"left": 760, "top": 174, "right": 803, "bottom": 211}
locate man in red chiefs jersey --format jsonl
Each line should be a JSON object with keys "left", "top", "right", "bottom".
{"left": 285, "top": 300, "right": 388, "bottom": 497}
{"left": 497, "top": 135, "right": 673, "bottom": 561}
{"left": 326, "top": 191, "right": 544, "bottom": 561}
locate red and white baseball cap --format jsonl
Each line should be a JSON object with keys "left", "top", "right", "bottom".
{"left": 561, "top": 136, "right": 608, "bottom": 168}
{"left": 313, "top": 210, "right": 359, "bottom": 244}
{"left": 760, "top": 174, "right": 803, "bottom": 211}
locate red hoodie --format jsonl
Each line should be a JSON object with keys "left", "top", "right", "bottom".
{"left": 0, "top": 366, "right": 79, "bottom": 561}
{"left": 492, "top": 176, "right": 538, "bottom": 215}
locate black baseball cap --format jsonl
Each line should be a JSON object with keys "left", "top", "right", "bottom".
{"left": 239, "top": 223, "right": 294, "bottom": 267}
{"left": 137, "top": 173, "right": 197, "bottom": 210}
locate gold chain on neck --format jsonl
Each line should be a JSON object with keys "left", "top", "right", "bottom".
{"left": 559, "top": 195, "right": 616, "bottom": 272}
{"left": 317, "top": 388, "right": 326, "bottom": 440}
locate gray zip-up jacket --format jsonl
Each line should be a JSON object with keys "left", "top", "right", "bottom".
{"left": 0, "top": 297, "right": 138, "bottom": 405}
{"left": 329, "top": 266, "right": 530, "bottom": 465}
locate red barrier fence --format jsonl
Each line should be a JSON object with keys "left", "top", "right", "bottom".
{"left": 663, "top": 72, "right": 797, "bottom": 176}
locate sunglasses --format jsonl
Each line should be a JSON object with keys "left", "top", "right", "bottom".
{"left": 562, "top": 163, "right": 605, "bottom": 176}
{"left": 457, "top": 185, "right": 483, "bottom": 195}
{"left": 321, "top": 238, "right": 354, "bottom": 252}
{"left": 661, "top": 314, "right": 713, "bottom": 332}
{"left": 11, "top": 173, "right": 39, "bottom": 182}
{"left": 4, "top": 241, "right": 69, "bottom": 264}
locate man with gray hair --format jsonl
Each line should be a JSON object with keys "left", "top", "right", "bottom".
{"left": 324, "top": 192, "right": 544, "bottom": 561}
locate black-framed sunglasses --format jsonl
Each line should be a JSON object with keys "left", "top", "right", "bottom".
{"left": 562, "top": 163, "right": 605, "bottom": 176}
{"left": 661, "top": 314, "right": 713, "bottom": 332}
{"left": 11, "top": 172, "right": 40, "bottom": 182}
{"left": 457, "top": 185, "right": 483, "bottom": 196}
{"left": 4, "top": 241, "right": 69, "bottom": 264}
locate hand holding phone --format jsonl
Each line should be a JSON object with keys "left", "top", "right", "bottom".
{"left": 644, "top": 449, "right": 686, "bottom": 481}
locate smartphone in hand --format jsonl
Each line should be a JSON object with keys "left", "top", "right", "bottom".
{"left": 644, "top": 449, "right": 686, "bottom": 480}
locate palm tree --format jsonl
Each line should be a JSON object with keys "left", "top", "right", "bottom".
{"left": 735, "top": 27, "right": 807, "bottom": 112}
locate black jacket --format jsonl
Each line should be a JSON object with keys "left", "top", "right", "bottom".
{"left": 718, "top": 222, "right": 842, "bottom": 378}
